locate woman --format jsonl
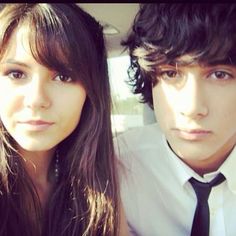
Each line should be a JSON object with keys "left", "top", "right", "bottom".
{"left": 0, "top": 3, "right": 128, "bottom": 236}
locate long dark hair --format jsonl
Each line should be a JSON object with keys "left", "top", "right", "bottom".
{"left": 122, "top": 3, "right": 236, "bottom": 107}
{"left": 0, "top": 3, "right": 119, "bottom": 236}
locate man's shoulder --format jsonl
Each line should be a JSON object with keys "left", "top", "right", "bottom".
{"left": 114, "top": 123, "right": 164, "bottom": 155}
{"left": 118, "top": 122, "right": 162, "bottom": 138}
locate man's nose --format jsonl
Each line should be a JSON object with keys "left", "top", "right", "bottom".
{"left": 177, "top": 75, "right": 208, "bottom": 120}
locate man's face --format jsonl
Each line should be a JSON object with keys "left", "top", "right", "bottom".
{"left": 152, "top": 57, "right": 236, "bottom": 173}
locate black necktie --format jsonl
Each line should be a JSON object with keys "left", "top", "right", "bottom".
{"left": 189, "top": 173, "right": 225, "bottom": 236}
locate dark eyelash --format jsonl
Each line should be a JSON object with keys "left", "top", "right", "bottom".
{"left": 4, "top": 70, "right": 25, "bottom": 80}
{"left": 4, "top": 69, "right": 23, "bottom": 75}
{"left": 211, "top": 70, "right": 233, "bottom": 80}
{"left": 55, "top": 73, "right": 74, "bottom": 83}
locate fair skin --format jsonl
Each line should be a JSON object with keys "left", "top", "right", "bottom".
{"left": 0, "top": 24, "right": 86, "bottom": 205}
{"left": 152, "top": 57, "right": 236, "bottom": 175}
{"left": 0, "top": 24, "right": 130, "bottom": 235}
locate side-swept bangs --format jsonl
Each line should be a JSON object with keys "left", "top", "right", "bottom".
{"left": 0, "top": 4, "right": 102, "bottom": 85}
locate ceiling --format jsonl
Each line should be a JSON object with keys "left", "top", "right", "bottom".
{"left": 79, "top": 4, "right": 140, "bottom": 58}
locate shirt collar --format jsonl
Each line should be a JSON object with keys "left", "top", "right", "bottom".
{"left": 219, "top": 145, "right": 236, "bottom": 194}
{"left": 161, "top": 134, "right": 193, "bottom": 187}
{"left": 162, "top": 135, "right": 236, "bottom": 193}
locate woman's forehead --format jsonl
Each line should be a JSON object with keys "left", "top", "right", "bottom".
{"left": 0, "top": 23, "right": 69, "bottom": 71}
{"left": 1, "top": 24, "right": 32, "bottom": 60}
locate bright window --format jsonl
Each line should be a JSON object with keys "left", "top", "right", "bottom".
{"left": 108, "top": 55, "right": 144, "bottom": 135}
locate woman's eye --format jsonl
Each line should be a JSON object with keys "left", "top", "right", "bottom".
{"left": 7, "top": 70, "right": 25, "bottom": 80}
{"left": 211, "top": 71, "right": 233, "bottom": 80}
{"left": 54, "top": 74, "right": 73, "bottom": 83}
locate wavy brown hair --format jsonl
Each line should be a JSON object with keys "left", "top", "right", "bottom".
{"left": 122, "top": 3, "right": 236, "bottom": 108}
{"left": 0, "top": 3, "right": 119, "bottom": 236}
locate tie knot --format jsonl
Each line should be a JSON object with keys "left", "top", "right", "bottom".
{"left": 189, "top": 173, "right": 225, "bottom": 202}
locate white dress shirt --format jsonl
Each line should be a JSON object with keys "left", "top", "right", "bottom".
{"left": 114, "top": 123, "right": 236, "bottom": 236}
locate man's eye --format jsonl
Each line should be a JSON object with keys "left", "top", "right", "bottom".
{"left": 54, "top": 74, "right": 73, "bottom": 82}
{"left": 211, "top": 71, "right": 233, "bottom": 80}
{"left": 159, "top": 70, "right": 179, "bottom": 80}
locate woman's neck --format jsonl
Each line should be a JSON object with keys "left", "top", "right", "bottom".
{"left": 17, "top": 146, "right": 56, "bottom": 207}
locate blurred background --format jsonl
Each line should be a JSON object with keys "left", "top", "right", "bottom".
{"left": 79, "top": 4, "right": 156, "bottom": 135}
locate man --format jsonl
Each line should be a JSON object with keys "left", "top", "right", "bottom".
{"left": 115, "top": 4, "right": 236, "bottom": 236}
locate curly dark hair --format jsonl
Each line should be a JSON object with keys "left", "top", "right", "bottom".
{"left": 122, "top": 3, "right": 236, "bottom": 108}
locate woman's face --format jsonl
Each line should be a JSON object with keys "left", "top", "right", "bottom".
{"left": 0, "top": 24, "right": 86, "bottom": 152}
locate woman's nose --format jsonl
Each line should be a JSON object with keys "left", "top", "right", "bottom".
{"left": 23, "top": 77, "right": 51, "bottom": 110}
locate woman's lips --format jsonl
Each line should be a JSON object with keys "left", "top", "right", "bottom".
{"left": 17, "top": 120, "right": 54, "bottom": 131}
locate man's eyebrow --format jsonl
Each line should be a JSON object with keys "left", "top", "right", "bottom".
{"left": 168, "top": 61, "right": 177, "bottom": 66}
{"left": 168, "top": 59, "right": 197, "bottom": 67}
{"left": 206, "top": 59, "right": 235, "bottom": 66}
{"left": 167, "top": 58, "right": 236, "bottom": 67}
{"left": 158, "top": 61, "right": 180, "bottom": 67}
{"left": 0, "top": 59, "right": 31, "bottom": 68}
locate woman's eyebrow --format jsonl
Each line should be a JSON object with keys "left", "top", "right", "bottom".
{"left": 0, "top": 59, "right": 31, "bottom": 68}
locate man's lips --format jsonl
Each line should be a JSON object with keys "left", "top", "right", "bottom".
{"left": 176, "top": 129, "right": 212, "bottom": 134}
{"left": 173, "top": 128, "right": 212, "bottom": 140}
